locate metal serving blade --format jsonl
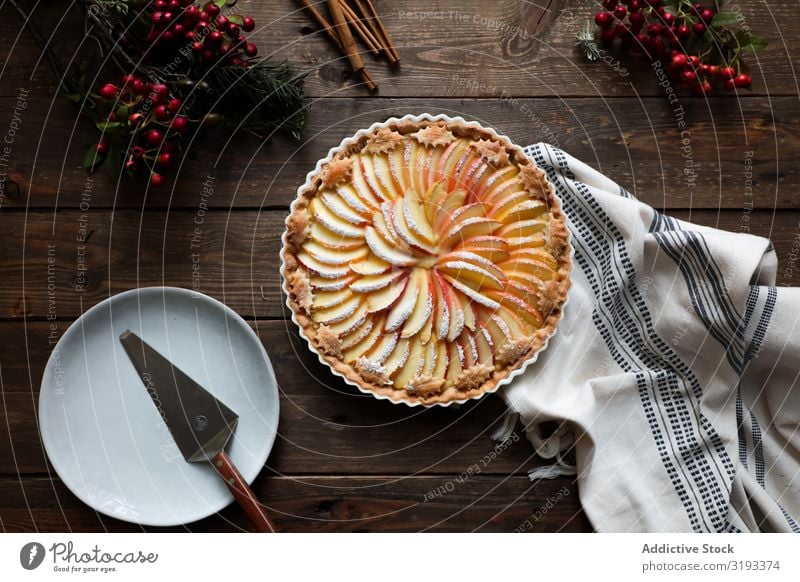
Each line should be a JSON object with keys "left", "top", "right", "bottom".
{"left": 119, "top": 330, "right": 239, "bottom": 463}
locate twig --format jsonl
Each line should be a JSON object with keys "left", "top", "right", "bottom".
{"left": 327, "top": 0, "right": 378, "bottom": 91}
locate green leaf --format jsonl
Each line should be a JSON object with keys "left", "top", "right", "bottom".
{"left": 227, "top": 14, "right": 243, "bottom": 25}
{"left": 117, "top": 105, "right": 129, "bottom": 119}
{"left": 710, "top": 12, "right": 741, "bottom": 27}
{"left": 103, "top": 141, "right": 122, "bottom": 183}
{"left": 214, "top": 0, "right": 227, "bottom": 6}
{"left": 740, "top": 33, "right": 768, "bottom": 53}
{"left": 95, "top": 120, "right": 123, "bottom": 131}
{"left": 62, "top": 92, "right": 84, "bottom": 103}
{"left": 83, "top": 145, "right": 102, "bottom": 169}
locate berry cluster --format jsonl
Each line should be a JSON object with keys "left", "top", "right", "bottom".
{"left": 593, "top": 0, "right": 755, "bottom": 96}
{"left": 144, "top": 1, "right": 258, "bottom": 66}
{"left": 96, "top": 75, "right": 189, "bottom": 186}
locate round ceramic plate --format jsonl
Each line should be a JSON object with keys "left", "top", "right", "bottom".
{"left": 39, "top": 287, "right": 280, "bottom": 527}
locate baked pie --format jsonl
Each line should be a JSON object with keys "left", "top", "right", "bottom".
{"left": 281, "top": 116, "right": 571, "bottom": 405}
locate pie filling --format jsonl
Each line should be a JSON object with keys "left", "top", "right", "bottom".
{"left": 282, "top": 120, "right": 570, "bottom": 404}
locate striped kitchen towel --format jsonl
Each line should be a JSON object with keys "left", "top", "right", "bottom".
{"left": 498, "top": 143, "right": 799, "bottom": 533}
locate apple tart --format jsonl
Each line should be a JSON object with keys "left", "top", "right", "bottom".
{"left": 281, "top": 116, "right": 571, "bottom": 405}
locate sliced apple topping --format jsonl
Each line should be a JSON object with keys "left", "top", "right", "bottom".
{"left": 288, "top": 123, "right": 567, "bottom": 399}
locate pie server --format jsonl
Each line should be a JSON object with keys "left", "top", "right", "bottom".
{"left": 119, "top": 330, "right": 278, "bottom": 532}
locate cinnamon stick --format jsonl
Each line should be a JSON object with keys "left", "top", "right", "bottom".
{"left": 297, "top": 0, "right": 343, "bottom": 51}
{"left": 340, "top": 2, "right": 381, "bottom": 56}
{"left": 327, "top": 0, "right": 378, "bottom": 91}
{"left": 347, "top": 0, "right": 397, "bottom": 64}
{"left": 360, "top": 0, "right": 400, "bottom": 63}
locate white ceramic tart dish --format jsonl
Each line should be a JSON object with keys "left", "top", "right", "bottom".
{"left": 280, "top": 114, "right": 572, "bottom": 406}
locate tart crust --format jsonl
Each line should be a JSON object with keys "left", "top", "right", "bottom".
{"left": 281, "top": 117, "right": 572, "bottom": 406}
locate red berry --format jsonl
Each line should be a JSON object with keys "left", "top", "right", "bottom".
{"left": 154, "top": 104, "right": 170, "bottom": 121}
{"left": 601, "top": 27, "right": 617, "bottom": 44}
{"left": 594, "top": 12, "right": 614, "bottom": 28}
{"left": 205, "top": 3, "right": 220, "bottom": 17}
{"left": 681, "top": 71, "right": 698, "bottom": 88}
{"left": 615, "top": 23, "right": 629, "bottom": 38}
{"left": 720, "top": 66, "right": 736, "bottom": 80}
{"left": 169, "top": 0, "right": 180, "bottom": 8}
{"left": 202, "top": 49, "right": 215, "bottom": 62}
{"left": 147, "top": 129, "right": 164, "bottom": 146}
{"left": 723, "top": 79, "right": 736, "bottom": 91}
{"left": 162, "top": 30, "right": 174, "bottom": 42}
{"left": 125, "top": 159, "right": 138, "bottom": 172}
{"left": 602, "top": 0, "right": 617, "bottom": 9}
{"left": 163, "top": 12, "right": 173, "bottom": 22}
{"left": 185, "top": 31, "right": 196, "bottom": 41}
{"left": 661, "top": 12, "right": 675, "bottom": 26}
{"left": 671, "top": 54, "right": 688, "bottom": 68}
{"left": 242, "top": 16, "right": 255, "bottom": 32}
{"left": 150, "top": 173, "right": 165, "bottom": 187}
{"left": 132, "top": 79, "right": 147, "bottom": 94}
{"left": 208, "top": 30, "right": 222, "bottom": 43}
{"left": 215, "top": 15, "right": 229, "bottom": 29}
{"left": 651, "top": 37, "right": 666, "bottom": 57}
{"left": 184, "top": 5, "right": 199, "bottom": 19}
{"left": 245, "top": 43, "right": 258, "bottom": 57}
{"left": 128, "top": 113, "right": 144, "bottom": 127}
{"left": 172, "top": 116, "right": 188, "bottom": 133}
{"left": 229, "top": 56, "right": 243, "bottom": 66}
{"left": 228, "top": 24, "right": 241, "bottom": 38}
{"left": 687, "top": 55, "right": 700, "bottom": 68}
{"left": 613, "top": 6, "right": 627, "bottom": 19}
{"left": 198, "top": 11, "right": 209, "bottom": 22}
{"left": 676, "top": 24, "right": 691, "bottom": 38}
{"left": 700, "top": 9, "right": 715, "bottom": 23}
{"left": 95, "top": 141, "right": 108, "bottom": 155}
{"left": 647, "top": 23, "right": 662, "bottom": 36}
{"left": 157, "top": 152, "right": 172, "bottom": 168}
{"left": 629, "top": 11, "right": 645, "bottom": 29}
{"left": 161, "top": 141, "right": 174, "bottom": 153}
{"left": 701, "top": 81, "right": 713, "bottom": 95}
{"left": 191, "top": 41, "right": 204, "bottom": 53}
{"left": 99, "top": 83, "right": 117, "bottom": 99}
{"left": 151, "top": 11, "right": 164, "bottom": 24}
{"left": 734, "top": 73, "right": 752, "bottom": 88}
{"left": 693, "top": 22, "right": 707, "bottom": 35}
{"left": 167, "top": 98, "right": 182, "bottom": 113}
{"left": 173, "top": 24, "right": 184, "bottom": 35}
{"left": 708, "top": 65, "right": 720, "bottom": 77}
{"left": 196, "top": 20, "right": 209, "bottom": 31}
{"left": 629, "top": 0, "right": 641, "bottom": 12}
{"left": 152, "top": 83, "right": 169, "bottom": 99}
{"left": 155, "top": 0, "right": 167, "bottom": 8}
{"left": 131, "top": 146, "right": 145, "bottom": 158}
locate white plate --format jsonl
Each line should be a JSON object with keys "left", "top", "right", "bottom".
{"left": 39, "top": 287, "right": 280, "bottom": 527}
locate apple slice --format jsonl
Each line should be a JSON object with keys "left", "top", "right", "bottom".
{"left": 424, "top": 181, "right": 448, "bottom": 225}
{"left": 432, "top": 341, "right": 449, "bottom": 379}
{"left": 365, "top": 332, "right": 399, "bottom": 365}
{"left": 438, "top": 260, "right": 504, "bottom": 290}
{"left": 445, "top": 341, "right": 464, "bottom": 386}
{"left": 506, "top": 248, "right": 558, "bottom": 270}
{"left": 310, "top": 221, "right": 364, "bottom": 250}
{"left": 392, "top": 198, "right": 437, "bottom": 254}
{"left": 351, "top": 255, "right": 391, "bottom": 275}
{"left": 401, "top": 272, "right": 434, "bottom": 338}
{"left": 474, "top": 165, "right": 516, "bottom": 200}
{"left": 481, "top": 313, "right": 512, "bottom": 354}
{"left": 386, "top": 269, "right": 422, "bottom": 331}
{"left": 351, "top": 154, "right": 383, "bottom": 207}
{"left": 343, "top": 316, "right": 384, "bottom": 361}
{"left": 488, "top": 189, "right": 528, "bottom": 219}
{"left": 336, "top": 184, "right": 375, "bottom": 215}
{"left": 372, "top": 154, "right": 402, "bottom": 200}
{"left": 403, "top": 191, "right": 436, "bottom": 244}
{"left": 320, "top": 191, "right": 369, "bottom": 225}
{"left": 440, "top": 217, "right": 501, "bottom": 250}
{"left": 309, "top": 273, "right": 356, "bottom": 291}
{"left": 442, "top": 275, "right": 501, "bottom": 310}
{"left": 502, "top": 258, "right": 556, "bottom": 282}
{"left": 305, "top": 240, "right": 368, "bottom": 265}
{"left": 497, "top": 219, "right": 547, "bottom": 238}
{"left": 457, "top": 334, "right": 477, "bottom": 369}
{"left": 372, "top": 208, "right": 408, "bottom": 251}
{"left": 474, "top": 326, "right": 494, "bottom": 366}
{"left": 448, "top": 148, "right": 476, "bottom": 191}
{"left": 327, "top": 302, "right": 368, "bottom": 338}
{"left": 382, "top": 337, "right": 411, "bottom": 376}
{"left": 495, "top": 198, "right": 548, "bottom": 223}
{"left": 358, "top": 153, "right": 392, "bottom": 202}
{"left": 338, "top": 316, "right": 373, "bottom": 349}
{"left": 297, "top": 252, "right": 351, "bottom": 279}
{"left": 485, "top": 291, "right": 545, "bottom": 327}
{"left": 432, "top": 270, "right": 450, "bottom": 341}
{"left": 483, "top": 177, "right": 524, "bottom": 206}
{"left": 310, "top": 197, "right": 363, "bottom": 238}
{"left": 505, "top": 279, "right": 539, "bottom": 304}
{"left": 433, "top": 189, "right": 468, "bottom": 234}
{"left": 393, "top": 336, "right": 425, "bottom": 387}
{"left": 436, "top": 203, "right": 486, "bottom": 236}
{"left": 424, "top": 143, "right": 445, "bottom": 187}
{"left": 421, "top": 340, "right": 438, "bottom": 376}
{"left": 367, "top": 274, "right": 408, "bottom": 312}
{"left": 505, "top": 235, "right": 547, "bottom": 250}
{"left": 364, "top": 226, "right": 416, "bottom": 266}
{"left": 312, "top": 288, "right": 352, "bottom": 310}
{"left": 350, "top": 270, "right": 403, "bottom": 293}
{"left": 419, "top": 310, "right": 434, "bottom": 345}
{"left": 312, "top": 294, "right": 363, "bottom": 324}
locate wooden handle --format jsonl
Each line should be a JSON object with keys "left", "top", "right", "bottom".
{"left": 212, "top": 450, "right": 278, "bottom": 533}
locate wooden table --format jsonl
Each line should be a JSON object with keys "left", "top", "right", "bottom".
{"left": 1, "top": 0, "right": 797, "bottom": 532}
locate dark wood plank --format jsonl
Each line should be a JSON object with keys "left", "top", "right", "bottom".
{"left": 1, "top": 0, "right": 796, "bottom": 98}
{"left": 1, "top": 209, "right": 798, "bottom": 320}
{"left": 0, "top": 95, "right": 796, "bottom": 211}
{"left": 0, "top": 475, "right": 591, "bottom": 532}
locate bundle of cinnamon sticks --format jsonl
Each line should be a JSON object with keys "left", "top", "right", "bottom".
{"left": 298, "top": 0, "right": 400, "bottom": 91}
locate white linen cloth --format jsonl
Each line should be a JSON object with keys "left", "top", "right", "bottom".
{"left": 498, "top": 143, "right": 800, "bottom": 533}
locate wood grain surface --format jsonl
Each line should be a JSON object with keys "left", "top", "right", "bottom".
{"left": 1, "top": 0, "right": 798, "bottom": 533}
